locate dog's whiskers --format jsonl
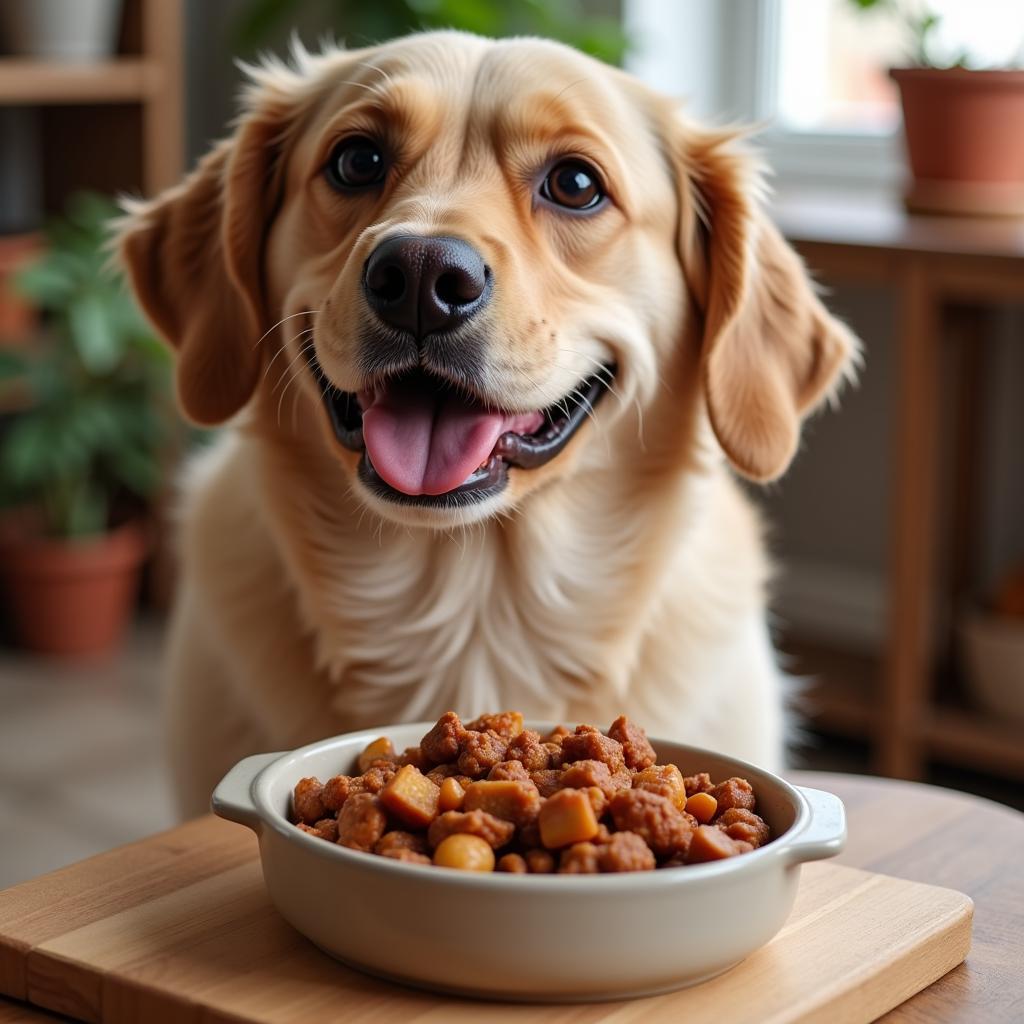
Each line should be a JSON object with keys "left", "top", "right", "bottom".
{"left": 263, "top": 326, "right": 314, "bottom": 382}
{"left": 271, "top": 336, "right": 317, "bottom": 396}
{"left": 276, "top": 340, "right": 315, "bottom": 428}
{"left": 252, "top": 309, "right": 317, "bottom": 350}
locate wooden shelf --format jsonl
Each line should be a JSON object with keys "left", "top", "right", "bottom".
{"left": 0, "top": 58, "right": 157, "bottom": 105}
{"left": 795, "top": 644, "right": 1024, "bottom": 782}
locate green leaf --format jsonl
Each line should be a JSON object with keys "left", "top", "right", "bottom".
{"left": 63, "top": 481, "right": 108, "bottom": 538}
{"left": 0, "top": 348, "right": 29, "bottom": 380}
{"left": 13, "top": 261, "right": 76, "bottom": 306}
{"left": 68, "top": 292, "right": 120, "bottom": 373}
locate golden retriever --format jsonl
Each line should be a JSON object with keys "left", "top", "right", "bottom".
{"left": 119, "top": 31, "right": 857, "bottom": 818}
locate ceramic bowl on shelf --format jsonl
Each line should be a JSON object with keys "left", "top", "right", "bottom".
{"left": 960, "top": 610, "right": 1024, "bottom": 723}
{"left": 212, "top": 722, "right": 846, "bottom": 1002}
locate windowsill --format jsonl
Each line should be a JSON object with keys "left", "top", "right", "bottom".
{"left": 758, "top": 128, "right": 904, "bottom": 197}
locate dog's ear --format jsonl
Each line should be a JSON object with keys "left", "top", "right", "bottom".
{"left": 117, "top": 75, "right": 299, "bottom": 425}
{"left": 673, "top": 124, "right": 859, "bottom": 482}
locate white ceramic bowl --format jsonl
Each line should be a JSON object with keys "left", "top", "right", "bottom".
{"left": 213, "top": 722, "right": 846, "bottom": 1002}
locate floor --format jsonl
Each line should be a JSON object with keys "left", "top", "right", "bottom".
{"left": 1, "top": 619, "right": 1020, "bottom": 892}
{"left": 0, "top": 618, "right": 175, "bottom": 891}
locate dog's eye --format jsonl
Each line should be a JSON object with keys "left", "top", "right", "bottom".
{"left": 540, "top": 160, "right": 604, "bottom": 211}
{"left": 325, "top": 137, "right": 386, "bottom": 189}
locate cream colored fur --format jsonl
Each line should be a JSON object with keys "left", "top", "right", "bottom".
{"left": 118, "top": 33, "right": 857, "bottom": 818}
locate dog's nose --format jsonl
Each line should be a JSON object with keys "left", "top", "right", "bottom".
{"left": 363, "top": 235, "right": 490, "bottom": 337}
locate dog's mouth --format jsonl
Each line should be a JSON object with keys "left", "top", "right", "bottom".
{"left": 307, "top": 351, "right": 614, "bottom": 507}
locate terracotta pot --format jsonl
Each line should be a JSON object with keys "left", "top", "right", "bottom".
{"left": 0, "top": 522, "right": 148, "bottom": 659}
{"left": 0, "top": 232, "right": 40, "bottom": 342}
{"left": 890, "top": 68, "right": 1024, "bottom": 217}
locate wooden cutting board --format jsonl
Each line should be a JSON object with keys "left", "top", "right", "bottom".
{"left": 0, "top": 815, "right": 972, "bottom": 1024}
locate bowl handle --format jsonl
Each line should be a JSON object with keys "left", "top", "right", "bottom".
{"left": 784, "top": 787, "right": 847, "bottom": 864}
{"left": 211, "top": 751, "right": 284, "bottom": 833}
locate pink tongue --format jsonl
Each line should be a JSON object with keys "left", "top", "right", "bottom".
{"left": 361, "top": 378, "right": 543, "bottom": 496}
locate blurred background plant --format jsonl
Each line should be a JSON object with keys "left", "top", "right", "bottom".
{"left": 0, "top": 193, "right": 171, "bottom": 540}
{"left": 847, "top": 0, "right": 1024, "bottom": 69}
{"left": 234, "top": 0, "right": 628, "bottom": 65}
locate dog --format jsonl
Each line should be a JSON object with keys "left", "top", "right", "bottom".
{"left": 118, "top": 31, "right": 857, "bottom": 818}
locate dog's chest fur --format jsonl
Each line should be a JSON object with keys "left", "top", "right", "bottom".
{"left": 275, "top": 464, "right": 688, "bottom": 729}
{"left": 185, "top": 431, "right": 775, "bottom": 757}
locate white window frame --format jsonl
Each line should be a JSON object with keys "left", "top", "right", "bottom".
{"left": 624, "top": 0, "right": 903, "bottom": 193}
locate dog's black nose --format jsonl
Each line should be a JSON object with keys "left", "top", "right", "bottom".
{"left": 363, "top": 235, "right": 490, "bottom": 337}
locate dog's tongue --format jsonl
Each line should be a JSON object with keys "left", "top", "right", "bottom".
{"left": 361, "top": 377, "right": 543, "bottom": 496}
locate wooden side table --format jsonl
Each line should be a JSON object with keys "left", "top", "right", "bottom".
{"left": 774, "top": 192, "right": 1024, "bottom": 782}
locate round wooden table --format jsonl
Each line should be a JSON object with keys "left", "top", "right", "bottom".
{"left": 1, "top": 771, "right": 1021, "bottom": 1023}
{"left": 791, "top": 771, "right": 1024, "bottom": 1023}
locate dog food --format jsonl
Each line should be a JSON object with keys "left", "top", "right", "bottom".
{"left": 290, "top": 712, "right": 772, "bottom": 873}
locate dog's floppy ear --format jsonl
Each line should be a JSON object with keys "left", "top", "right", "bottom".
{"left": 117, "top": 76, "right": 298, "bottom": 425}
{"left": 674, "top": 124, "right": 859, "bottom": 482}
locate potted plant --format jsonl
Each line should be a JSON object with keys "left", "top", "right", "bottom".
{"left": 0, "top": 0, "right": 124, "bottom": 63}
{"left": 0, "top": 193, "right": 172, "bottom": 658}
{"left": 849, "top": 0, "right": 1024, "bottom": 215}
{"left": 233, "top": 0, "right": 627, "bottom": 66}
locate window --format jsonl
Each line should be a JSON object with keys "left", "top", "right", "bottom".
{"left": 624, "top": 0, "right": 1024, "bottom": 192}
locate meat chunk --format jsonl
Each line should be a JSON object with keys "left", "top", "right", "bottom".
{"left": 530, "top": 769, "right": 564, "bottom": 798}
{"left": 608, "top": 789, "right": 693, "bottom": 859}
{"left": 559, "top": 725, "right": 625, "bottom": 772}
{"left": 321, "top": 775, "right": 351, "bottom": 812}
{"left": 465, "top": 711, "right": 524, "bottom": 739}
{"left": 607, "top": 715, "right": 657, "bottom": 771}
{"left": 292, "top": 777, "right": 326, "bottom": 823}
{"left": 598, "top": 830, "right": 656, "bottom": 872}
{"left": 559, "top": 758, "right": 634, "bottom": 800}
{"left": 397, "top": 746, "right": 427, "bottom": 770}
{"left": 349, "top": 764, "right": 395, "bottom": 795}
{"left": 427, "top": 809, "right": 515, "bottom": 850}
{"left": 716, "top": 808, "right": 771, "bottom": 848}
{"left": 336, "top": 793, "right": 387, "bottom": 852}
{"left": 633, "top": 764, "right": 688, "bottom": 810}
{"left": 688, "top": 824, "right": 753, "bottom": 863}
{"left": 559, "top": 842, "right": 601, "bottom": 873}
{"left": 420, "top": 711, "right": 465, "bottom": 765}
{"left": 374, "top": 830, "right": 429, "bottom": 857}
{"left": 524, "top": 848, "right": 556, "bottom": 873}
{"left": 424, "top": 763, "right": 462, "bottom": 786}
{"left": 296, "top": 818, "right": 338, "bottom": 842}
{"left": 504, "top": 729, "right": 551, "bottom": 771}
{"left": 497, "top": 852, "right": 529, "bottom": 873}
{"left": 542, "top": 725, "right": 570, "bottom": 745}
{"left": 457, "top": 730, "right": 509, "bottom": 777}
{"left": 711, "top": 777, "right": 756, "bottom": 813}
{"left": 487, "top": 759, "right": 531, "bottom": 783}
{"left": 379, "top": 847, "right": 432, "bottom": 865}
{"left": 682, "top": 772, "right": 714, "bottom": 797}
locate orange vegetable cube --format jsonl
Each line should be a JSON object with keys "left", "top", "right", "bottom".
{"left": 438, "top": 776, "right": 466, "bottom": 813}
{"left": 685, "top": 791, "right": 718, "bottom": 824}
{"left": 357, "top": 736, "right": 396, "bottom": 773}
{"left": 538, "top": 789, "right": 599, "bottom": 848}
{"left": 463, "top": 780, "right": 541, "bottom": 825}
{"left": 688, "top": 825, "right": 753, "bottom": 863}
{"left": 378, "top": 764, "right": 440, "bottom": 828}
